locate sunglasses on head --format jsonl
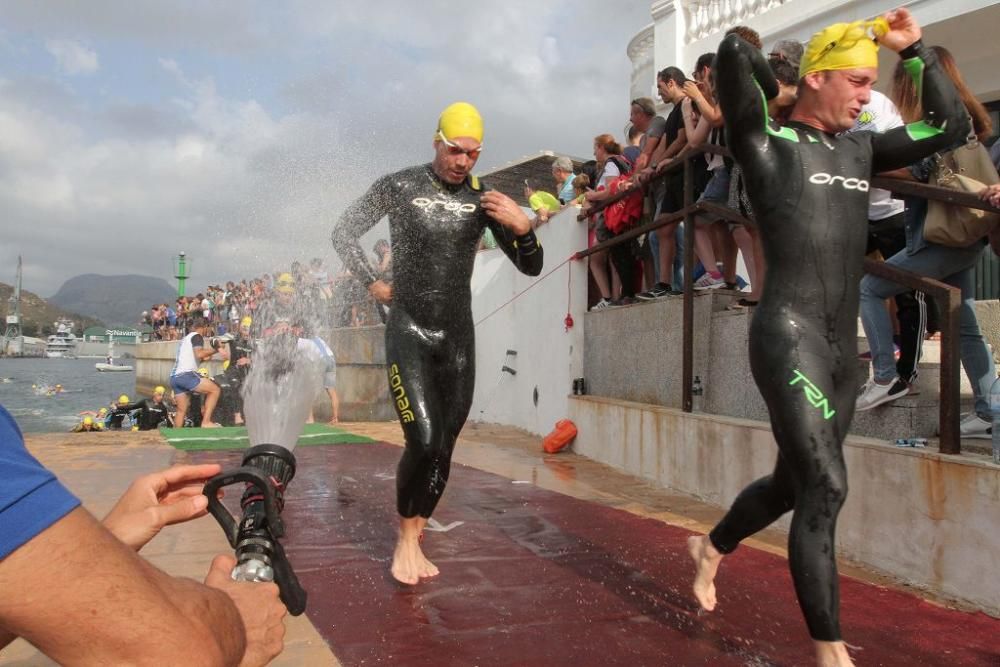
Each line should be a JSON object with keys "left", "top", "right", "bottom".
{"left": 437, "top": 131, "right": 483, "bottom": 160}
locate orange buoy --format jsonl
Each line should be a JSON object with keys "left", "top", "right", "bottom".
{"left": 543, "top": 419, "right": 578, "bottom": 454}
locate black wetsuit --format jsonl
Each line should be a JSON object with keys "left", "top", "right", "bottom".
{"left": 708, "top": 36, "right": 967, "bottom": 641}
{"left": 332, "top": 164, "right": 543, "bottom": 518}
{"left": 132, "top": 398, "right": 172, "bottom": 431}
{"left": 214, "top": 336, "right": 252, "bottom": 426}
{"left": 107, "top": 404, "right": 138, "bottom": 430}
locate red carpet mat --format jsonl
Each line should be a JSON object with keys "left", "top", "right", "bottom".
{"left": 189, "top": 444, "right": 1000, "bottom": 666}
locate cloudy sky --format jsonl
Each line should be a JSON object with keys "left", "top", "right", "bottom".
{"left": 0, "top": 1, "right": 651, "bottom": 297}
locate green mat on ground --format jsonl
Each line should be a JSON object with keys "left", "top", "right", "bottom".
{"left": 160, "top": 423, "right": 374, "bottom": 451}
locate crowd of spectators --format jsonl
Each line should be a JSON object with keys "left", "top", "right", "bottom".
{"left": 141, "top": 248, "right": 392, "bottom": 339}
{"left": 533, "top": 23, "right": 999, "bottom": 433}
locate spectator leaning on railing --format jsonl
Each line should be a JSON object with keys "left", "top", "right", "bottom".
{"left": 856, "top": 45, "right": 998, "bottom": 429}
{"left": 627, "top": 97, "right": 668, "bottom": 292}
{"left": 552, "top": 156, "right": 577, "bottom": 205}
{"left": 585, "top": 133, "right": 637, "bottom": 307}
{"left": 635, "top": 66, "right": 695, "bottom": 299}
{"left": 848, "top": 89, "right": 935, "bottom": 389}
{"left": 678, "top": 52, "right": 732, "bottom": 292}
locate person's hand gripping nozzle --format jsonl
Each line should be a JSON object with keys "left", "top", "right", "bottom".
{"left": 203, "top": 444, "right": 307, "bottom": 615}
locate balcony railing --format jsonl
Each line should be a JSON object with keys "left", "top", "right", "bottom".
{"left": 681, "top": 0, "right": 791, "bottom": 43}
{"left": 577, "top": 144, "right": 1000, "bottom": 456}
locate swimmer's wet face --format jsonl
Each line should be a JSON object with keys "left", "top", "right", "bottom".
{"left": 802, "top": 67, "right": 877, "bottom": 132}
{"left": 432, "top": 133, "right": 481, "bottom": 185}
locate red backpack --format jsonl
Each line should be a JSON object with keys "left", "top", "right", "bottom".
{"left": 601, "top": 155, "right": 643, "bottom": 234}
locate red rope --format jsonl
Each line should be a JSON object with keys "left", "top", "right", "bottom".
{"left": 474, "top": 254, "right": 577, "bottom": 328}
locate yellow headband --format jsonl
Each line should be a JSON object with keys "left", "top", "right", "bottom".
{"left": 436, "top": 102, "right": 483, "bottom": 143}
{"left": 799, "top": 18, "right": 888, "bottom": 79}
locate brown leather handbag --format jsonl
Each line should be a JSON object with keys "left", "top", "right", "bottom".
{"left": 923, "top": 138, "right": 1000, "bottom": 247}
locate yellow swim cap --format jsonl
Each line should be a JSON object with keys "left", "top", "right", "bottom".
{"left": 437, "top": 102, "right": 483, "bottom": 143}
{"left": 83, "top": 416, "right": 94, "bottom": 426}
{"left": 98, "top": 407, "right": 108, "bottom": 415}
{"left": 241, "top": 316, "right": 253, "bottom": 327}
{"left": 275, "top": 272, "right": 295, "bottom": 294}
{"left": 118, "top": 394, "right": 130, "bottom": 405}
{"left": 799, "top": 18, "right": 888, "bottom": 79}
{"left": 154, "top": 385, "right": 166, "bottom": 395}
{"left": 197, "top": 367, "right": 209, "bottom": 377}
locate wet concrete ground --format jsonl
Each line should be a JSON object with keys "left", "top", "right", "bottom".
{"left": 4, "top": 423, "right": 999, "bottom": 665}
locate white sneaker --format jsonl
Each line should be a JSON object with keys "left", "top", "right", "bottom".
{"left": 693, "top": 272, "right": 725, "bottom": 290}
{"left": 959, "top": 413, "right": 992, "bottom": 439}
{"left": 855, "top": 377, "right": 909, "bottom": 411}
{"left": 591, "top": 298, "right": 612, "bottom": 311}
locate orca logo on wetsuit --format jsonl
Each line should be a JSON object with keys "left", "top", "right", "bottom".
{"left": 411, "top": 197, "right": 478, "bottom": 214}
{"left": 808, "top": 173, "right": 870, "bottom": 192}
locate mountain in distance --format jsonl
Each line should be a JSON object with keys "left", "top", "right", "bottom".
{"left": 0, "top": 283, "right": 105, "bottom": 338}
{"left": 48, "top": 274, "right": 176, "bottom": 328}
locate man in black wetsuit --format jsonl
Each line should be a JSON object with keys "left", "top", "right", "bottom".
{"left": 107, "top": 394, "right": 137, "bottom": 431}
{"left": 332, "top": 101, "right": 543, "bottom": 585}
{"left": 131, "top": 386, "right": 174, "bottom": 431}
{"left": 686, "top": 10, "right": 967, "bottom": 666}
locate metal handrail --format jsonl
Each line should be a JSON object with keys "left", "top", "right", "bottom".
{"left": 575, "top": 144, "right": 1000, "bottom": 455}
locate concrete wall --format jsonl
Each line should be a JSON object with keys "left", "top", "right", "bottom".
{"left": 469, "top": 208, "right": 589, "bottom": 436}
{"left": 134, "top": 329, "right": 395, "bottom": 422}
{"left": 568, "top": 394, "right": 1000, "bottom": 616}
{"left": 584, "top": 290, "right": 715, "bottom": 407}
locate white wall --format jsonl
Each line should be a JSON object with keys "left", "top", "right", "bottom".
{"left": 639, "top": 0, "right": 1000, "bottom": 99}
{"left": 469, "top": 207, "right": 589, "bottom": 436}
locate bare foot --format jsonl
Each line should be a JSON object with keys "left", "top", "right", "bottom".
{"left": 815, "top": 641, "right": 855, "bottom": 667}
{"left": 201, "top": 422, "right": 222, "bottom": 428}
{"left": 688, "top": 535, "right": 723, "bottom": 611}
{"left": 391, "top": 534, "right": 438, "bottom": 584}
{"left": 391, "top": 517, "right": 439, "bottom": 584}
{"left": 417, "top": 544, "right": 439, "bottom": 579}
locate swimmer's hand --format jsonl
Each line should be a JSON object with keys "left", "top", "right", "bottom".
{"left": 879, "top": 8, "right": 921, "bottom": 52}
{"left": 103, "top": 463, "right": 222, "bottom": 551}
{"left": 480, "top": 190, "right": 532, "bottom": 235}
{"left": 369, "top": 279, "right": 393, "bottom": 304}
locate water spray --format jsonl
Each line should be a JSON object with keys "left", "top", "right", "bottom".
{"left": 202, "top": 291, "right": 325, "bottom": 616}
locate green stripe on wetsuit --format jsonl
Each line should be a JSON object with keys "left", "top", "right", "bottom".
{"left": 902, "top": 56, "right": 945, "bottom": 141}
{"left": 755, "top": 79, "right": 799, "bottom": 142}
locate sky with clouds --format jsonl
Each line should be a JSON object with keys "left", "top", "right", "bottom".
{"left": 1, "top": 1, "right": 652, "bottom": 297}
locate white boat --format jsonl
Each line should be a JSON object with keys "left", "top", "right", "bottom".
{"left": 95, "top": 339, "right": 132, "bottom": 371}
{"left": 95, "top": 362, "right": 134, "bottom": 372}
{"left": 45, "top": 319, "right": 79, "bottom": 358}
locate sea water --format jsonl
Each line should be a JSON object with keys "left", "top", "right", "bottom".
{"left": 0, "top": 357, "right": 137, "bottom": 432}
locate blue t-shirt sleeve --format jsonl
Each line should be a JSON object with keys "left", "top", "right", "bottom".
{"left": 0, "top": 405, "right": 80, "bottom": 560}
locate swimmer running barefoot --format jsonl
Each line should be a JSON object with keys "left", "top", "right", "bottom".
{"left": 693, "top": 9, "right": 968, "bottom": 666}
{"left": 333, "top": 102, "right": 543, "bottom": 584}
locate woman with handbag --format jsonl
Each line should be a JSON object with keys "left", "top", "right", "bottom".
{"left": 856, "top": 46, "right": 998, "bottom": 438}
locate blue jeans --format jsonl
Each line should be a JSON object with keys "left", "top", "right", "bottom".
{"left": 673, "top": 223, "right": 685, "bottom": 288}
{"left": 859, "top": 242, "right": 994, "bottom": 416}
{"left": 647, "top": 223, "right": 684, "bottom": 288}
{"left": 647, "top": 227, "right": 660, "bottom": 285}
